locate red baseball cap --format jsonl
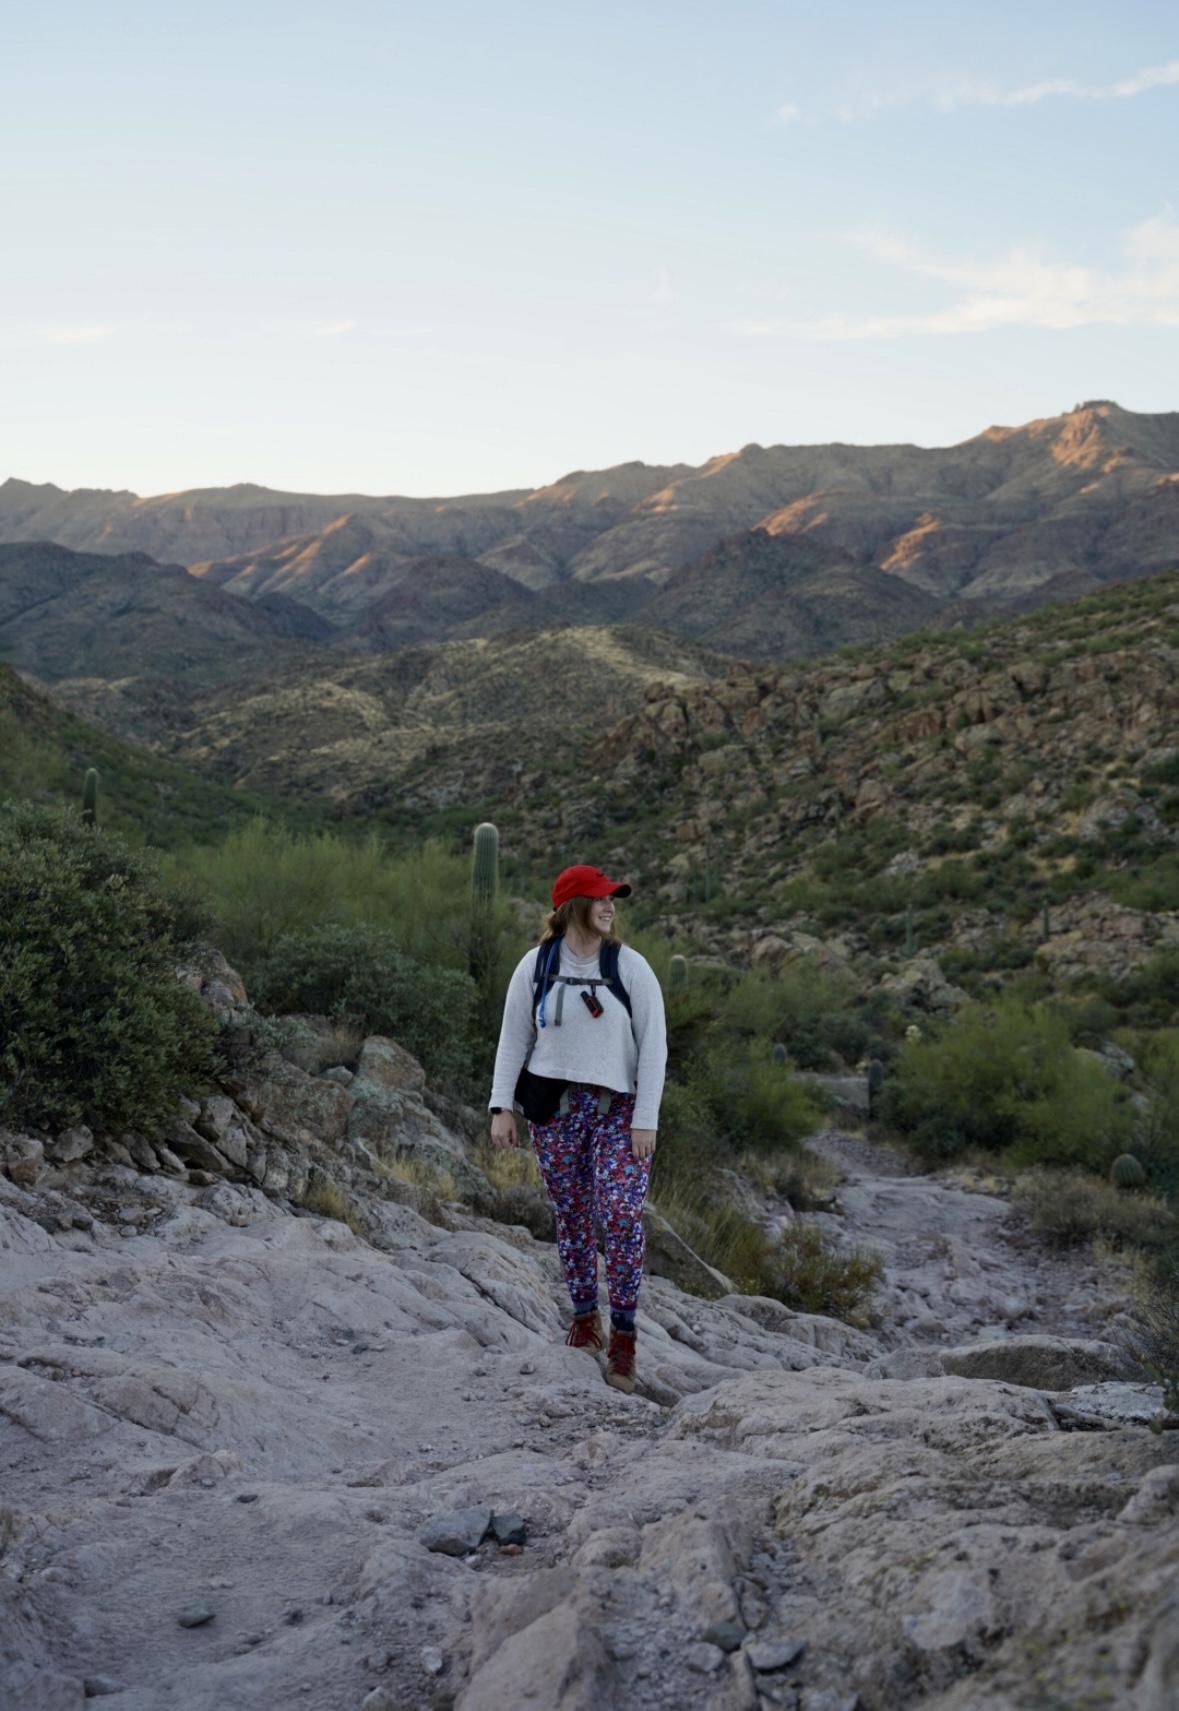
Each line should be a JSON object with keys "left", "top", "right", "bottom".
{"left": 551, "top": 864, "right": 633, "bottom": 910}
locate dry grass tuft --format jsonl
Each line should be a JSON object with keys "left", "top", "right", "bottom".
{"left": 379, "top": 1153, "right": 459, "bottom": 1202}
{"left": 301, "top": 1178, "right": 367, "bottom": 1236}
{"left": 472, "top": 1140, "right": 542, "bottom": 1192}
{"left": 1012, "top": 1167, "right": 1175, "bottom": 1250}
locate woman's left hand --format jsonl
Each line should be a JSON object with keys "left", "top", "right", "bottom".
{"left": 630, "top": 1127, "right": 657, "bottom": 1161}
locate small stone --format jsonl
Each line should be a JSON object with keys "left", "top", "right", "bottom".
{"left": 421, "top": 1645, "right": 445, "bottom": 1676}
{"left": 284, "top": 1608, "right": 305, "bottom": 1625}
{"left": 178, "top": 1602, "right": 215, "bottom": 1628}
{"left": 702, "top": 1620, "right": 746, "bottom": 1652}
{"left": 745, "top": 1636, "right": 805, "bottom": 1672}
{"left": 236, "top": 1493, "right": 259, "bottom": 1504}
{"left": 83, "top": 1677, "right": 122, "bottom": 1697}
{"left": 50, "top": 1124, "right": 95, "bottom": 1163}
{"left": 519, "top": 1361, "right": 536, "bottom": 1374}
{"left": 489, "top": 1510, "right": 527, "bottom": 1546}
{"left": 498, "top": 1543, "right": 523, "bottom": 1557}
{"left": 200, "top": 1477, "right": 215, "bottom": 1488}
{"left": 684, "top": 1641, "right": 726, "bottom": 1673}
{"left": 419, "top": 1505, "right": 492, "bottom": 1556}
{"left": 360, "top": 1689, "right": 400, "bottom": 1711}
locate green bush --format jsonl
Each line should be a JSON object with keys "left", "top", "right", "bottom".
{"left": 0, "top": 802, "right": 216, "bottom": 1133}
{"left": 714, "top": 961, "right": 873, "bottom": 1072}
{"left": 693, "top": 1042, "right": 824, "bottom": 1153}
{"left": 879, "top": 995, "right": 1133, "bottom": 1167}
{"left": 247, "top": 923, "right": 478, "bottom": 1084}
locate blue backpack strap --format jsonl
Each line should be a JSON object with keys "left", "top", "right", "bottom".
{"left": 531, "top": 936, "right": 562, "bottom": 1028}
{"left": 597, "top": 941, "right": 632, "bottom": 1017}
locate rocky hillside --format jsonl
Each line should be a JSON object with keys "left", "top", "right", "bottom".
{"left": 2, "top": 962, "right": 1175, "bottom": 1711}
{"left": 0, "top": 663, "right": 290, "bottom": 848}
{"left": 3, "top": 402, "right": 1178, "bottom": 664}
{"left": 0, "top": 541, "right": 327, "bottom": 687}
{"left": 382, "top": 568, "right": 1179, "bottom": 997}
{"left": 45, "top": 626, "right": 734, "bottom": 806}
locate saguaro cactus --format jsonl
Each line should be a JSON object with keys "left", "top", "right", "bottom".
{"left": 81, "top": 767, "right": 99, "bottom": 827}
{"left": 471, "top": 822, "right": 499, "bottom": 911}
{"left": 668, "top": 954, "right": 689, "bottom": 994}
{"left": 469, "top": 821, "right": 499, "bottom": 982}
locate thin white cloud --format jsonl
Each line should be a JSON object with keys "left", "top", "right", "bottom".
{"left": 43, "top": 323, "right": 116, "bottom": 345}
{"left": 1111, "top": 58, "right": 1179, "bottom": 97}
{"left": 841, "top": 55, "right": 1179, "bottom": 119}
{"left": 771, "top": 102, "right": 801, "bottom": 126}
{"left": 730, "top": 212, "right": 1179, "bottom": 340}
{"left": 303, "top": 318, "right": 356, "bottom": 338}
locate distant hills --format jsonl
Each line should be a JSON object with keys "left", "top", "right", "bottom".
{"left": 2, "top": 402, "right": 1178, "bottom": 671}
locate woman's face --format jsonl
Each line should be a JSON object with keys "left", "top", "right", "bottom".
{"left": 587, "top": 896, "right": 616, "bottom": 938}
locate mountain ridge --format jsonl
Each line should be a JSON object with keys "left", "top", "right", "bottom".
{"left": 3, "top": 404, "right": 1177, "bottom": 636}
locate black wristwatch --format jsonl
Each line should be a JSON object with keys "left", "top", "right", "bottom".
{"left": 489, "top": 1107, "right": 503, "bottom": 1115}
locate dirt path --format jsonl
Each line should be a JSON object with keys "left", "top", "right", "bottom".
{"left": 809, "top": 1126, "right": 1137, "bottom": 1351}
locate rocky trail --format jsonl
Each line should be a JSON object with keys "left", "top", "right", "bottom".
{"left": 2, "top": 1091, "right": 1177, "bottom": 1711}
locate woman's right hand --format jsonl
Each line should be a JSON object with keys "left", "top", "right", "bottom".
{"left": 490, "top": 1110, "right": 519, "bottom": 1149}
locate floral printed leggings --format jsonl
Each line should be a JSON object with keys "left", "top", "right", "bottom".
{"left": 529, "top": 1090, "right": 651, "bottom": 1312}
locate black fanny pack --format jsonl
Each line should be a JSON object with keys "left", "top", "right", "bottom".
{"left": 514, "top": 1065, "right": 568, "bottom": 1125}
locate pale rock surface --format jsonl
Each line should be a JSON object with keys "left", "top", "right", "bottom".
{"left": 0, "top": 1096, "right": 1175, "bottom": 1710}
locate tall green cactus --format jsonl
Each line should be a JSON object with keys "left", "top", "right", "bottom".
{"left": 469, "top": 821, "right": 499, "bottom": 983}
{"left": 904, "top": 904, "right": 917, "bottom": 959}
{"left": 471, "top": 821, "right": 499, "bottom": 910}
{"left": 81, "top": 767, "right": 99, "bottom": 827}
{"left": 668, "top": 954, "right": 689, "bottom": 994}
{"left": 771, "top": 1041, "right": 788, "bottom": 1066}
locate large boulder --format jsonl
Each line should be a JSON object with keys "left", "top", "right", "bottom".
{"left": 231, "top": 1054, "right": 354, "bottom": 1148}
{"left": 355, "top": 1036, "right": 426, "bottom": 1094}
{"left": 877, "top": 953, "right": 968, "bottom": 1015}
{"left": 939, "top": 1335, "right": 1142, "bottom": 1391}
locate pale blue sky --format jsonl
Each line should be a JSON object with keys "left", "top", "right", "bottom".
{"left": 2, "top": 1, "right": 1177, "bottom": 496}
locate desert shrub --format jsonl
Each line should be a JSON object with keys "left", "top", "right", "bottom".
{"left": 1011, "top": 1168, "right": 1175, "bottom": 1249}
{"left": 650, "top": 1078, "right": 721, "bottom": 1188}
{"left": 1128, "top": 1032, "right": 1179, "bottom": 1199}
{"left": 181, "top": 818, "right": 526, "bottom": 978}
{"left": 739, "top": 1145, "right": 840, "bottom": 1210}
{"left": 248, "top": 923, "right": 478, "bottom": 1084}
{"left": 714, "top": 961, "right": 879, "bottom": 1071}
{"left": 693, "top": 1042, "right": 825, "bottom": 1152}
{"left": 764, "top": 1221, "right": 883, "bottom": 1322}
{"left": 879, "top": 996, "right": 1133, "bottom": 1167}
{"left": 0, "top": 802, "right": 216, "bottom": 1133}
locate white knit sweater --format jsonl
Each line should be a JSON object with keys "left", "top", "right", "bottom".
{"left": 489, "top": 941, "right": 667, "bottom": 1130}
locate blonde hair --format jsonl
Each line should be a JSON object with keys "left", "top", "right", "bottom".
{"left": 540, "top": 895, "right": 622, "bottom": 945}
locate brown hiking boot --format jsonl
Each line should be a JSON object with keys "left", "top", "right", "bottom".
{"left": 605, "top": 1328, "right": 637, "bottom": 1393}
{"left": 565, "top": 1310, "right": 604, "bottom": 1354}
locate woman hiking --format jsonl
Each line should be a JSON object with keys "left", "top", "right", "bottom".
{"left": 488, "top": 864, "right": 667, "bottom": 1393}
